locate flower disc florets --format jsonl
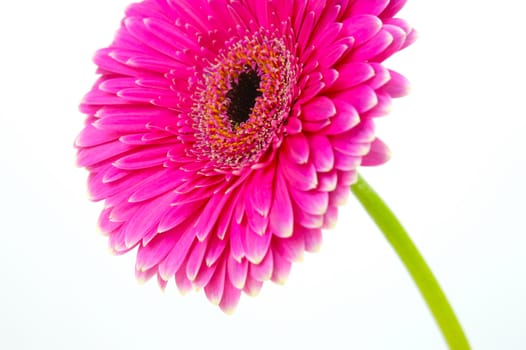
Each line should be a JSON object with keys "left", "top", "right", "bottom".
{"left": 192, "top": 30, "right": 296, "bottom": 169}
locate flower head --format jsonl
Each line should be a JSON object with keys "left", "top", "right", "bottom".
{"left": 77, "top": 0, "right": 415, "bottom": 312}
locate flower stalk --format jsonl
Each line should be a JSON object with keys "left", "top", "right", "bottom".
{"left": 351, "top": 174, "right": 470, "bottom": 349}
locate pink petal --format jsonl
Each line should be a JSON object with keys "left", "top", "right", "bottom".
{"left": 175, "top": 266, "right": 193, "bottom": 294}
{"left": 77, "top": 140, "right": 134, "bottom": 167}
{"left": 157, "top": 228, "right": 196, "bottom": 280}
{"left": 309, "top": 135, "right": 335, "bottom": 172}
{"left": 113, "top": 145, "right": 171, "bottom": 170}
{"left": 249, "top": 250, "right": 274, "bottom": 282}
{"left": 290, "top": 188, "right": 329, "bottom": 216}
{"left": 230, "top": 221, "right": 246, "bottom": 262}
{"left": 342, "top": 15, "right": 382, "bottom": 45}
{"left": 283, "top": 133, "right": 310, "bottom": 164}
{"left": 275, "top": 231, "right": 305, "bottom": 262}
{"left": 243, "top": 276, "right": 263, "bottom": 296}
{"left": 204, "top": 259, "right": 226, "bottom": 305}
{"left": 227, "top": 254, "right": 248, "bottom": 289}
{"left": 205, "top": 234, "right": 227, "bottom": 267}
{"left": 334, "top": 150, "right": 361, "bottom": 171}
{"left": 242, "top": 227, "right": 272, "bottom": 264}
{"left": 128, "top": 169, "right": 180, "bottom": 203}
{"left": 301, "top": 96, "right": 337, "bottom": 122}
{"left": 271, "top": 252, "right": 292, "bottom": 284}
{"left": 193, "top": 262, "right": 217, "bottom": 289}
{"left": 219, "top": 279, "right": 241, "bottom": 314}
{"left": 361, "top": 138, "right": 392, "bottom": 166}
{"left": 351, "top": 29, "right": 394, "bottom": 62}
{"left": 296, "top": 209, "right": 324, "bottom": 229}
{"left": 322, "top": 99, "right": 360, "bottom": 135}
{"left": 323, "top": 206, "right": 339, "bottom": 230}
{"left": 269, "top": 170, "right": 294, "bottom": 238}
{"left": 332, "top": 62, "right": 375, "bottom": 91}
{"left": 284, "top": 117, "right": 302, "bottom": 134}
{"left": 186, "top": 239, "right": 209, "bottom": 281}
{"left": 348, "top": 0, "right": 389, "bottom": 16}
{"left": 303, "top": 228, "right": 323, "bottom": 253}
{"left": 318, "top": 170, "right": 338, "bottom": 191}
{"left": 381, "top": 0, "right": 408, "bottom": 18}
{"left": 75, "top": 123, "right": 120, "bottom": 148}
{"left": 382, "top": 69, "right": 411, "bottom": 98}
{"left": 331, "top": 85, "right": 378, "bottom": 113}
{"left": 280, "top": 157, "right": 318, "bottom": 191}
{"left": 248, "top": 166, "right": 274, "bottom": 217}
{"left": 157, "top": 200, "right": 202, "bottom": 233}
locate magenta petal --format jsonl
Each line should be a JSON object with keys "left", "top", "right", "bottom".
{"left": 157, "top": 201, "right": 201, "bottom": 233}
{"left": 186, "top": 239, "right": 209, "bottom": 281}
{"left": 303, "top": 228, "right": 323, "bottom": 253}
{"left": 77, "top": 140, "right": 134, "bottom": 168}
{"left": 271, "top": 252, "right": 292, "bottom": 284}
{"left": 136, "top": 234, "right": 175, "bottom": 272}
{"left": 158, "top": 228, "right": 196, "bottom": 280}
{"left": 269, "top": 170, "right": 294, "bottom": 238}
{"left": 283, "top": 133, "right": 310, "bottom": 164}
{"left": 301, "top": 96, "right": 337, "bottom": 122}
{"left": 309, "top": 135, "right": 335, "bottom": 172}
{"left": 230, "top": 221, "right": 246, "bottom": 262}
{"left": 332, "top": 85, "right": 378, "bottom": 113}
{"left": 248, "top": 167, "right": 274, "bottom": 217}
{"left": 175, "top": 267, "right": 193, "bottom": 295}
{"left": 128, "top": 169, "right": 179, "bottom": 203}
{"left": 250, "top": 250, "right": 274, "bottom": 282}
{"left": 381, "top": 0, "right": 408, "bottom": 18}
{"left": 323, "top": 205, "right": 339, "bottom": 230}
{"left": 284, "top": 116, "right": 302, "bottom": 134}
{"left": 75, "top": 123, "right": 119, "bottom": 147}
{"left": 219, "top": 278, "right": 241, "bottom": 313}
{"left": 290, "top": 188, "right": 329, "bottom": 216}
{"left": 280, "top": 157, "right": 318, "bottom": 191}
{"left": 193, "top": 263, "right": 217, "bottom": 290}
{"left": 382, "top": 69, "right": 411, "bottom": 98}
{"left": 318, "top": 170, "right": 338, "bottom": 192}
{"left": 361, "top": 138, "right": 392, "bottom": 166}
{"left": 205, "top": 234, "right": 227, "bottom": 267}
{"left": 204, "top": 259, "right": 226, "bottom": 305}
{"left": 246, "top": 203, "right": 269, "bottom": 235}
{"left": 243, "top": 276, "right": 263, "bottom": 296}
{"left": 113, "top": 145, "right": 171, "bottom": 170}
{"left": 242, "top": 227, "right": 272, "bottom": 264}
{"left": 275, "top": 232, "right": 305, "bottom": 262}
{"left": 227, "top": 254, "right": 248, "bottom": 289}
{"left": 332, "top": 62, "right": 375, "bottom": 91}
{"left": 334, "top": 150, "right": 361, "bottom": 171}
{"left": 123, "top": 195, "right": 172, "bottom": 248}
{"left": 322, "top": 99, "right": 360, "bottom": 135}
{"left": 342, "top": 15, "right": 382, "bottom": 45}
{"left": 352, "top": 29, "right": 394, "bottom": 62}
{"left": 296, "top": 209, "right": 324, "bottom": 229}
{"left": 348, "top": 0, "right": 389, "bottom": 16}
{"left": 194, "top": 193, "right": 228, "bottom": 241}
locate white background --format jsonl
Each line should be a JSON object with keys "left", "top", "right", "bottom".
{"left": 1, "top": 0, "right": 525, "bottom": 349}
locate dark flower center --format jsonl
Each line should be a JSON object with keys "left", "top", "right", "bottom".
{"left": 191, "top": 31, "right": 296, "bottom": 169}
{"left": 226, "top": 69, "right": 262, "bottom": 126}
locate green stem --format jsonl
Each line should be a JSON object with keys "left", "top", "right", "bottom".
{"left": 350, "top": 174, "right": 470, "bottom": 349}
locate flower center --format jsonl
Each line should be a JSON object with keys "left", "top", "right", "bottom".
{"left": 191, "top": 30, "right": 296, "bottom": 170}
{"left": 226, "top": 68, "right": 262, "bottom": 126}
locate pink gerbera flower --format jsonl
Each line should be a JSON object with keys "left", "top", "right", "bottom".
{"left": 77, "top": 0, "right": 416, "bottom": 312}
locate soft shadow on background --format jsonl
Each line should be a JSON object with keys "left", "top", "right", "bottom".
{"left": 1, "top": 1, "right": 524, "bottom": 349}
